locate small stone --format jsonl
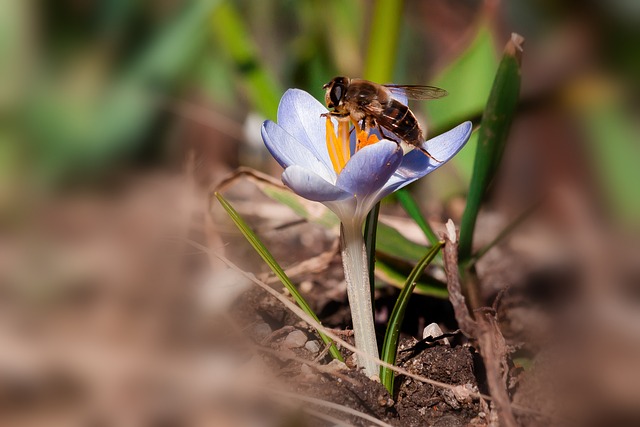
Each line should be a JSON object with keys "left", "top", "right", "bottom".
{"left": 423, "top": 322, "right": 450, "bottom": 346}
{"left": 299, "top": 280, "right": 313, "bottom": 293}
{"left": 345, "top": 353, "right": 358, "bottom": 369}
{"left": 282, "top": 330, "right": 307, "bottom": 349}
{"left": 451, "top": 383, "right": 476, "bottom": 404}
{"left": 304, "top": 340, "right": 320, "bottom": 354}
{"left": 300, "top": 364, "right": 313, "bottom": 375}
{"left": 325, "top": 359, "right": 348, "bottom": 372}
{"left": 253, "top": 323, "right": 272, "bottom": 340}
{"left": 440, "top": 389, "right": 462, "bottom": 409}
{"left": 378, "top": 395, "right": 394, "bottom": 407}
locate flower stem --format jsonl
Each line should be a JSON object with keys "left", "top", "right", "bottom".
{"left": 363, "top": 202, "right": 381, "bottom": 306}
{"left": 340, "top": 222, "right": 379, "bottom": 377}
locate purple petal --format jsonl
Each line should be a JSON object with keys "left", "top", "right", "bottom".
{"left": 379, "top": 121, "right": 473, "bottom": 196}
{"left": 262, "top": 121, "right": 335, "bottom": 182}
{"left": 423, "top": 121, "right": 473, "bottom": 164}
{"left": 389, "top": 91, "right": 408, "bottom": 106}
{"left": 336, "top": 140, "right": 403, "bottom": 198}
{"left": 276, "top": 89, "right": 334, "bottom": 171}
{"left": 282, "top": 165, "right": 353, "bottom": 202}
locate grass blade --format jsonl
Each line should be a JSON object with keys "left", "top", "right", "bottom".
{"left": 395, "top": 189, "right": 440, "bottom": 247}
{"left": 210, "top": 1, "right": 282, "bottom": 120}
{"left": 375, "top": 261, "right": 448, "bottom": 299}
{"left": 458, "top": 34, "right": 524, "bottom": 265}
{"left": 215, "top": 192, "right": 343, "bottom": 361}
{"left": 380, "top": 241, "right": 444, "bottom": 394}
{"left": 376, "top": 222, "right": 430, "bottom": 263}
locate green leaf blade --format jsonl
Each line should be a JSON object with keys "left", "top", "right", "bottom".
{"left": 215, "top": 192, "right": 343, "bottom": 361}
{"left": 375, "top": 261, "right": 448, "bottom": 299}
{"left": 380, "top": 241, "right": 444, "bottom": 394}
{"left": 458, "top": 34, "right": 524, "bottom": 263}
{"left": 395, "top": 189, "right": 440, "bottom": 247}
{"left": 210, "top": 1, "right": 282, "bottom": 120}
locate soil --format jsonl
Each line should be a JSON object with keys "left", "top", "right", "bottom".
{"left": 232, "top": 286, "right": 487, "bottom": 427}
{"left": 4, "top": 172, "right": 638, "bottom": 426}
{"left": 219, "top": 189, "right": 638, "bottom": 427}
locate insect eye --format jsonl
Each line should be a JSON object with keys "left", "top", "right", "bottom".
{"left": 330, "top": 84, "right": 343, "bottom": 106}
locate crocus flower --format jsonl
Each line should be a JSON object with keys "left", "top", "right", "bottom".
{"left": 262, "top": 88, "right": 472, "bottom": 376}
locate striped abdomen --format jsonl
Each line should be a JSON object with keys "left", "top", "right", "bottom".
{"left": 379, "top": 99, "right": 424, "bottom": 146}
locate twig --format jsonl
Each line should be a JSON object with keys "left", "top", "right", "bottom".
{"left": 443, "top": 220, "right": 518, "bottom": 427}
{"left": 443, "top": 221, "right": 478, "bottom": 337}
{"left": 267, "top": 387, "right": 395, "bottom": 427}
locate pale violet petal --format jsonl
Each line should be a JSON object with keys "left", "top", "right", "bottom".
{"left": 389, "top": 90, "right": 408, "bottom": 106}
{"left": 262, "top": 121, "right": 335, "bottom": 182}
{"left": 336, "top": 140, "right": 403, "bottom": 198}
{"left": 277, "top": 89, "right": 334, "bottom": 171}
{"left": 282, "top": 165, "right": 353, "bottom": 202}
{"left": 423, "top": 121, "right": 473, "bottom": 164}
{"left": 379, "top": 121, "right": 473, "bottom": 197}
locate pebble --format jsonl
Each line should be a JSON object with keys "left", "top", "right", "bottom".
{"left": 325, "top": 359, "right": 348, "bottom": 372}
{"left": 253, "top": 323, "right": 272, "bottom": 340}
{"left": 282, "top": 330, "right": 307, "bottom": 349}
{"left": 304, "top": 340, "right": 320, "bottom": 354}
{"left": 299, "top": 280, "right": 313, "bottom": 293}
{"left": 378, "top": 395, "right": 394, "bottom": 407}
{"left": 423, "top": 322, "right": 450, "bottom": 346}
{"left": 345, "top": 353, "right": 358, "bottom": 369}
{"left": 300, "top": 364, "right": 313, "bottom": 375}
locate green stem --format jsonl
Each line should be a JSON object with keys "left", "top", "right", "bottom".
{"left": 341, "top": 221, "right": 379, "bottom": 377}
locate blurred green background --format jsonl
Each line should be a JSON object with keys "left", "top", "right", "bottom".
{"left": 1, "top": 0, "right": 639, "bottom": 225}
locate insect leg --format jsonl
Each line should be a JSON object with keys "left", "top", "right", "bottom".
{"left": 418, "top": 146, "right": 442, "bottom": 163}
{"left": 320, "top": 111, "right": 350, "bottom": 119}
{"left": 376, "top": 124, "right": 402, "bottom": 150}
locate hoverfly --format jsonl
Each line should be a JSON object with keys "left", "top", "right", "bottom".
{"left": 322, "top": 76, "right": 447, "bottom": 160}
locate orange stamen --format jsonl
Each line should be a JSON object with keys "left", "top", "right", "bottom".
{"left": 338, "top": 119, "right": 351, "bottom": 166}
{"left": 325, "top": 116, "right": 382, "bottom": 174}
{"left": 357, "top": 130, "right": 380, "bottom": 149}
{"left": 325, "top": 117, "right": 351, "bottom": 174}
{"left": 325, "top": 117, "right": 342, "bottom": 174}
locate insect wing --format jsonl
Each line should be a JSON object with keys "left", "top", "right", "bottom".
{"left": 384, "top": 84, "right": 448, "bottom": 100}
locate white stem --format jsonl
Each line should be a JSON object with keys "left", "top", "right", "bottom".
{"left": 340, "top": 221, "right": 379, "bottom": 377}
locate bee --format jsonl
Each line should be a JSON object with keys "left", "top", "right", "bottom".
{"left": 322, "top": 76, "right": 447, "bottom": 160}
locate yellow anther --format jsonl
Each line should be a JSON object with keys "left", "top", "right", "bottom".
{"left": 325, "top": 116, "right": 351, "bottom": 174}
{"left": 338, "top": 119, "right": 351, "bottom": 167}
{"left": 325, "top": 117, "right": 342, "bottom": 174}
{"left": 325, "top": 116, "right": 381, "bottom": 174}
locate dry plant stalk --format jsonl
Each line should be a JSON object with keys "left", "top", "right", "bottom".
{"left": 442, "top": 220, "right": 517, "bottom": 427}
